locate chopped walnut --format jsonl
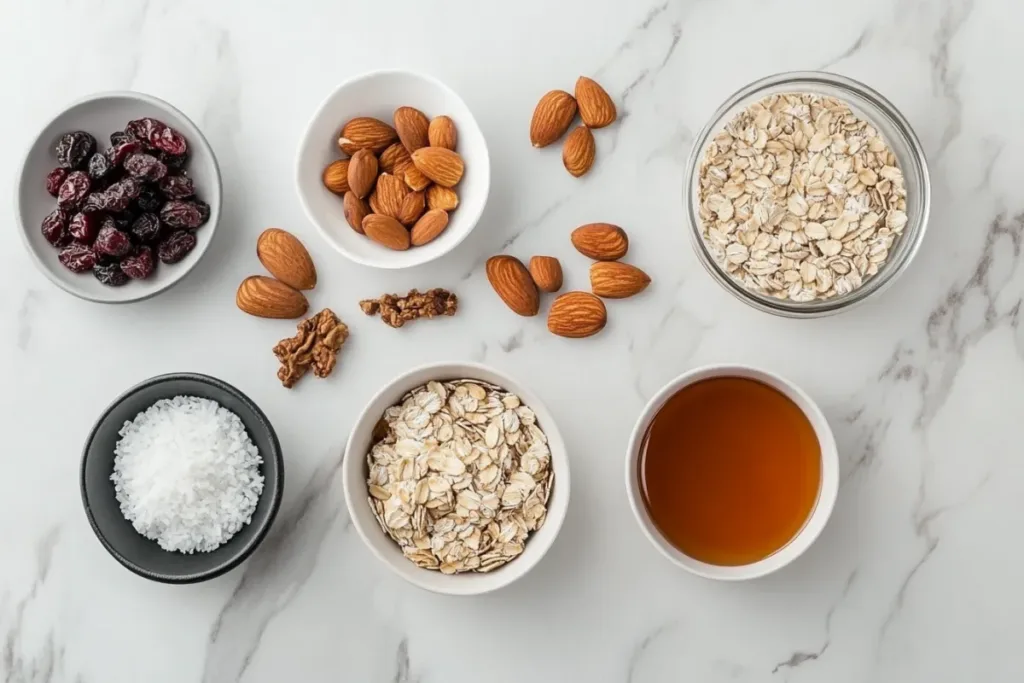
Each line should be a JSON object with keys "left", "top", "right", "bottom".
{"left": 273, "top": 308, "right": 349, "bottom": 388}
{"left": 359, "top": 288, "right": 458, "bottom": 328}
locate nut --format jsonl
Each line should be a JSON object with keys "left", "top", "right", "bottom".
{"left": 397, "top": 190, "right": 426, "bottom": 226}
{"left": 590, "top": 261, "right": 650, "bottom": 298}
{"left": 547, "top": 291, "right": 607, "bottom": 338}
{"left": 360, "top": 288, "right": 458, "bottom": 328}
{"left": 272, "top": 308, "right": 349, "bottom": 388}
{"left": 571, "top": 223, "right": 629, "bottom": 261}
{"left": 362, "top": 213, "right": 410, "bottom": 251}
{"left": 530, "top": 90, "right": 577, "bottom": 147}
{"left": 322, "top": 159, "right": 350, "bottom": 194}
{"left": 256, "top": 228, "right": 317, "bottom": 290}
{"left": 372, "top": 173, "right": 409, "bottom": 219}
{"left": 394, "top": 106, "right": 430, "bottom": 152}
{"left": 528, "top": 255, "right": 563, "bottom": 292}
{"left": 403, "top": 164, "right": 431, "bottom": 191}
{"left": 338, "top": 117, "right": 397, "bottom": 155}
{"left": 411, "top": 147, "right": 464, "bottom": 187}
{"left": 343, "top": 191, "right": 370, "bottom": 234}
{"left": 486, "top": 255, "right": 540, "bottom": 317}
{"left": 575, "top": 77, "right": 617, "bottom": 129}
{"left": 428, "top": 115, "right": 458, "bottom": 150}
{"left": 562, "top": 125, "right": 595, "bottom": 177}
{"left": 236, "top": 275, "right": 309, "bottom": 319}
{"left": 410, "top": 209, "right": 449, "bottom": 247}
{"left": 347, "top": 149, "right": 378, "bottom": 199}
{"left": 379, "top": 143, "right": 411, "bottom": 173}
{"left": 426, "top": 185, "right": 459, "bottom": 211}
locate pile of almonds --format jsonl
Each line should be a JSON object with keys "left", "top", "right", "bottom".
{"left": 322, "top": 108, "right": 464, "bottom": 250}
{"left": 530, "top": 76, "right": 616, "bottom": 177}
{"left": 237, "top": 228, "right": 318, "bottom": 319}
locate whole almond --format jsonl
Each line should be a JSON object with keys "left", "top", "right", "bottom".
{"left": 403, "top": 164, "right": 432, "bottom": 191}
{"left": 486, "top": 255, "right": 540, "bottom": 317}
{"left": 428, "top": 115, "right": 458, "bottom": 150}
{"left": 394, "top": 106, "right": 430, "bottom": 152}
{"left": 411, "top": 147, "right": 464, "bottom": 187}
{"left": 530, "top": 90, "right": 577, "bottom": 147}
{"left": 590, "top": 261, "right": 650, "bottom": 299}
{"left": 397, "top": 190, "right": 426, "bottom": 226}
{"left": 343, "top": 192, "right": 370, "bottom": 234}
{"left": 575, "top": 76, "right": 617, "bottom": 129}
{"left": 529, "top": 255, "right": 563, "bottom": 293}
{"left": 322, "top": 159, "right": 350, "bottom": 194}
{"left": 236, "top": 276, "right": 309, "bottom": 319}
{"left": 410, "top": 209, "right": 449, "bottom": 247}
{"left": 426, "top": 185, "right": 459, "bottom": 211}
{"left": 363, "top": 214, "right": 410, "bottom": 251}
{"left": 571, "top": 223, "right": 629, "bottom": 261}
{"left": 337, "top": 117, "right": 398, "bottom": 155}
{"left": 379, "top": 142, "right": 411, "bottom": 173}
{"left": 547, "top": 291, "right": 607, "bottom": 338}
{"left": 347, "top": 149, "right": 378, "bottom": 199}
{"left": 562, "top": 125, "right": 595, "bottom": 177}
{"left": 372, "top": 173, "right": 409, "bottom": 218}
{"left": 256, "top": 228, "right": 317, "bottom": 290}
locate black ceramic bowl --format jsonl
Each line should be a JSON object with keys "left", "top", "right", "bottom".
{"left": 81, "top": 373, "right": 284, "bottom": 583}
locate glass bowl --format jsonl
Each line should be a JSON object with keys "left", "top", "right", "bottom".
{"left": 684, "top": 71, "right": 930, "bottom": 317}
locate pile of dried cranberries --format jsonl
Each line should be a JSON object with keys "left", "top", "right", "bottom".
{"left": 41, "top": 118, "right": 210, "bottom": 286}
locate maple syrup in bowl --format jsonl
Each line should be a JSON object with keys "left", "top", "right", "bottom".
{"left": 625, "top": 365, "right": 838, "bottom": 580}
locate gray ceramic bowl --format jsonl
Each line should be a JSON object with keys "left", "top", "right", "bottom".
{"left": 16, "top": 92, "right": 222, "bottom": 303}
{"left": 81, "top": 373, "right": 283, "bottom": 583}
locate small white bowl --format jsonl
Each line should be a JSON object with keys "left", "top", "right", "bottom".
{"left": 625, "top": 365, "right": 839, "bottom": 580}
{"left": 342, "top": 362, "right": 569, "bottom": 595}
{"left": 15, "top": 91, "right": 221, "bottom": 304}
{"left": 295, "top": 70, "right": 490, "bottom": 269}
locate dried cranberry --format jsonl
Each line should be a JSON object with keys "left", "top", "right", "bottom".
{"left": 93, "top": 261, "right": 129, "bottom": 287}
{"left": 158, "top": 174, "right": 194, "bottom": 199}
{"left": 81, "top": 192, "right": 106, "bottom": 213}
{"left": 120, "top": 246, "right": 155, "bottom": 280}
{"left": 124, "top": 153, "right": 167, "bottom": 182}
{"left": 157, "top": 230, "right": 197, "bottom": 264}
{"left": 41, "top": 208, "right": 70, "bottom": 246}
{"left": 57, "top": 243, "right": 97, "bottom": 273}
{"left": 126, "top": 118, "right": 167, "bottom": 146}
{"left": 160, "top": 200, "right": 204, "bottom": 229}
{"left": 55, "top": 131, "right": 96, "bottom": 169}
{"left": 94, "top": 225, "right": 132, "bottom": 257}
{"left": 107, "top": 139, "right": 143, "bottom": 167}
{"left": 194, "top": 200, "right": 210, "bottom": 226}
{"left": 130, "top": 213, "right": 162, "bottom": 243}
{"left": 110, "top": 131, "right": 132, "bottom": 146}
{"left": 136, "top": 187, "right": 163, "bottom": 213}
{"left": 87, "top": 153, "right": 114, "bottom": 182}
{"left": 98, "top": 178, "right": 142, "bottom": 212}
{"left": 159, "top": 150, "right": 187, "bottom": 171}
{"left": 68, "top": 212, "right": 101, "bottom": 243}
{"left": 98, "top": 214, "right": 119, "bottom": 235}
{"left": 57, "top": 171, "right": 91, "bottom": 210}
{"left": 152, "top": 126, "right": 188, "bottom": 156}
{"left": 45, "top": 168, "right": 69, "bottom": 197}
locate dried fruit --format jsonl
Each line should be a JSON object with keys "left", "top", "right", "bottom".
{"left": 157, "top": 230, "right": 197, "bottom": 264}
{"left": 130, "top": 213, "right": 162, "bottom": 243}
{"left": 547, "top": 291, "right": 607, "bottom": 338}
{"left": 68, "top": 211, "right": 100, "bottom": 243}
{"left": 126, "top": 118, "right": 167, "bottom": 146}
{"left": 428, "top": 115, "right": 457, "bottom": 150}
{"left": 273, "top": 308, "right": 349, "bottom": 388}
{"left": 402, "top": 164, "right": 431, "bottom": 191}
{"left": 410, "top": 209, "right": 449, "bottom": 246}
{"left": 55, "top": 131, "right": 96, "bottom": 169}
{"left": 160, "top": 200, "right": 204, "bottom": 229}
{"left": 575, "top": 76, "right": 617, "bottom": 129}
{"left": 411, "top": 147, "right": 464, "bottom": 187}
{"left": 158, "top": 174, "right": 194, "bottom": 199}
{"left": 393, "top": 106, "right": 430, "bottom": 152}
{"left": 343, "top": 191, "right": 370, "bottom": 234}
{"left": 45, "top": 168, "right": 69, "bottom": 197}
{"left": 110, "top": 131, "right": 132, "bottom": 146}
{"left": 360, "top": 289, "right": 458, "bottom": 328}
{"left": 397, "top": 190, "right": 426, "bottom": 226}
{"left": 486, "top": 255, "right": 539, "bottom": 317}
{"left": 590, "top": 261, "right": 651, "bottom": 298}
{"left": 562, "top": 125, "right": 595, "bottom": 177}
{"left": 41, "top": 209, "right": 70, "bottom": 246}
{"left": 256, "top": 228, "right": 317, "bottom": 290}
{"left": 362, "top": 214, "right": 410, "bottom": 251}
{"left": 236, "top": 275, "right": 309, "bottom": 318}
{"left": 87, "top": 153, "right": 114, "bottom": 183}
{"left": 153, "top": 126, "right": 188, "bottom": 156}
{"left": 124, "top": 153, "right": 168, "bottom": 182}
{"left": 94, "top": 225, "right": 133, "bottom": 257}
{"left": 379, "top": 143, "right": 411, "bottom": 173}
{"left": 425, "top": 185, "right": 458, "bottom": 211}
{"left": 529, "top": 255, "right": 563, "bottom": 293}
{"left": 93, "top": 261, "right": 129, "bottom": 287}
{"left": 321, "top": 159, "right": 350, "bottom": 195}
{"left": 571, "top": 223, "right": 629, "bottom": 261}
{"left": 530, "top": 90, "right": 577, "bottom": 147}
{"left": 58, "top": 244, "right": 97, "bottom": 273}
{"left": 193, "top": 200, "right": 210, "bottom": 226}
{"left": 107, "top": 139, "right": 142, "bottom": 167}
{"left": 338, "top": 117, "right": 397, "bottom": 155}
{"left": 96, "top": 177, "right": 143, "bottom": 212}
{"left": 347, "top": 149, "right": 378, "bottom": 199}
{"left": 57, "top": 171, "right": 91, "bottom": 210}
{"left": 120, "top": 246, "right": 156, "bottom": 280}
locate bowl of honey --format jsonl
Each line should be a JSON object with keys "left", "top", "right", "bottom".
{"left": 625, "top": 365, "right": 838, "bottom": 580}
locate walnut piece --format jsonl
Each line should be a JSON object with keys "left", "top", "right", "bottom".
{"left": 359, "top": 288, "right": 458, "bottom": 328}
{"left": 273, "top": 308, "right": 349, "bottom": 388}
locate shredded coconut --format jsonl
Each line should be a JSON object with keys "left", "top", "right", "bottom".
{"left": 111, "top": 395, "right": 264, "bottom": 553}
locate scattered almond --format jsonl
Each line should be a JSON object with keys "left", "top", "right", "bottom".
{"left": 322, "top": 159, "right": 350, "bottom": 195}
{"left": 426, "top": 185, "right": 459, "bottom": 211}
{"left": 562, "top": 125, "right": 596, "bottom": 177}
{"left": 428, "top": 115, "right": 458, "bottom": 150}
{"left": 236, "top": 276, "right": 309, "bottom": 319}
{"left": 403, "top": 164, "right": 432, "bottom": 192}
{"left": 347, "top": 149, "right": 378, "bottom": 199}
{"left": 547, "top": 291, "right": 607, "bottom": 338}
{"left": 411, "top": 147, "right": 464, "bottom": 187}
{"left": 571, "top": 223, "right": 629, "bottom": 261}
{"left": 338, "top": 117, "right": 397, "bottom": 155}
{"left": 372, "top": 173, "right": 409, "bottom": 219}
{"left": 590, "top": 261, "right": 650, "bottom": 299}
{"left": 486, "top": 255, "right": 540, "bottom": 317}
{"left": 256, "top": 228, "right": 317, "bottom": 291}
{"left": 394, "top": 106, "right": 430, "bottom": 152}
{"left": 575, "top": 77, "right": 617, "bottom": 129}
{"left": 363, "top": 214, "right": 410, "bottom": 251}
{"left": 379, "top": 143, "right": 411, "bottom": 173}
{"left": 343, "top": 192, "right": 370, "bottom": 234}
{"left": 529, "top": 256, "right": 563, "bottom": 293}
{"left": 397, "top": 191, "right": 426, "bottom": 226}
{"left": 530, "top": 90, "right": 577, "bottom": 147}
{"left": 410, "top": 209, "right": 449, "bottom": 247}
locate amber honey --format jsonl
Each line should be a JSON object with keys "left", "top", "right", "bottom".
{"left": 638, "top": 376, "right": 821, "bottom": 566}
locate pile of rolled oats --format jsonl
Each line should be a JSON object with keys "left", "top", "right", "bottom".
{"left": 366, "top": 380, "right": 553, "bottom": 575}
{"left": 697, "top": 92, "right": 908, "bottom": 302}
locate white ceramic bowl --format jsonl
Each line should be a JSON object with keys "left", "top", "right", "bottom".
{"left": 15, "top": 91, "right": 221, "bottom": 303}
{"left": 295, "top": 70, "right": 490, "bottom": 269}
{"left": 625, "top": 365, "right": 839, "bottom": 580}
{"left": 343, "top": 362, "right": 569, "bottom": 595}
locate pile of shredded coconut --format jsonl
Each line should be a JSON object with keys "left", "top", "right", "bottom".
{"left": 111, "top": 395, "right": 264, "bottom": 553}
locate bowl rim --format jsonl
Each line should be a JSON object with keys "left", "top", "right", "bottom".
{"left": 624, "top": 364, "right": 839, "bottom": 580}
{"left": 294, "top": 68, "right": 490, "bottom": 270}
{"left": 79, "top": 372, "right": 284, "bottom": 584}
{"left": 15, "top": 90, "right": 223, "bottom": 304}
{"left": 342, "top": 360, "right": 570, "bottom": 595}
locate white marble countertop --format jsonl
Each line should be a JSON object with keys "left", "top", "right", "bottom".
{"left": 3, "top": 0, "right": 1022, "bottom": 681}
